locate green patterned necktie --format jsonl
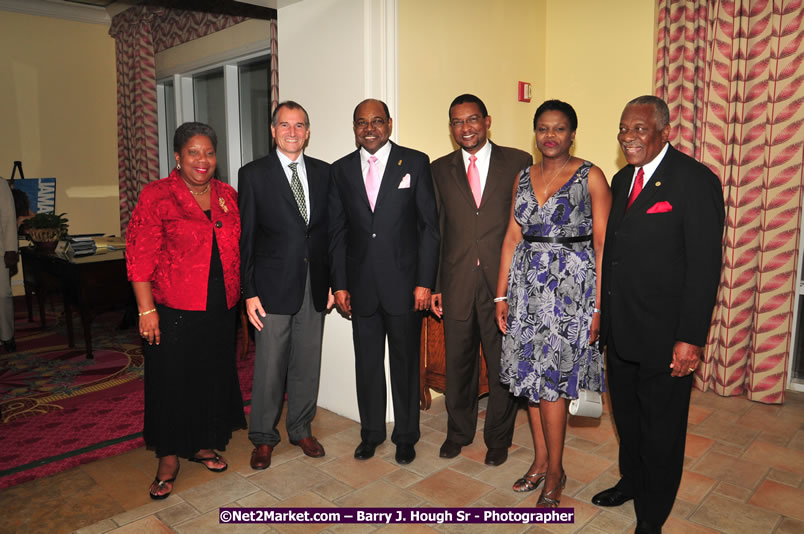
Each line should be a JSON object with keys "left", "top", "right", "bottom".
{"left": 288, "top": 162, "right": 308, "bottom": 224}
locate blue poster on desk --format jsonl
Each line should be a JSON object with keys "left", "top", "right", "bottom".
{"left": 13, "top": 178, "right": 57, "bottom": 214}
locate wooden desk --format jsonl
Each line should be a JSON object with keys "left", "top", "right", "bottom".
{"left": 419, "top": 313, "right": 489, "bottom": 410}
{"left": 21, "top": 247, "right": 132, "bottom": 359}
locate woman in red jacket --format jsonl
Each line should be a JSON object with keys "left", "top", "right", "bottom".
{"left": 127, "top": 122, "right": 246, "bottom": 500}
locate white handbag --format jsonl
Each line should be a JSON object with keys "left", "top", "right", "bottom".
{"left": 568, "top": 389, "right": 603, "bottom": 418}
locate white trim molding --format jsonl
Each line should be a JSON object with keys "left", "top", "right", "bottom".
{"left": 362, "top": 0, "right": 398, "bottom": 138}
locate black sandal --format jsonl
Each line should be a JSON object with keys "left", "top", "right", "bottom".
{"left": 149, "top": 464, "right": 179, "bottom": 500}
{"left": 189, "top": 452, "right": 228, "bottom": 472}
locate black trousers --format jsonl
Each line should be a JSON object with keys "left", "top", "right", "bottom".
{"left": 607, "top": 335, "right": 693, "bottom": 526}
{"left": 352, "top": 305, "right": 422, "bottom": 445}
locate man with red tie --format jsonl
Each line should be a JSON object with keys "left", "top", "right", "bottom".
{"left": 596, "top": 96, "right": 724, "bottom": 533}
{"left": 430, "top": 94, "right": 531, "bottom": 466}
{"left": 329, "top": 99, "right": 440, "bottom": 465}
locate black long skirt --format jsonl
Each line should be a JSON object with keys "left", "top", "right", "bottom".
{"left": 143, "top": 233, "right": 246, "bottom": 458}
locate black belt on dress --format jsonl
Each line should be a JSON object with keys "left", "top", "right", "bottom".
{"left": 522, "top": 234, "right": 592, "bottom": 244}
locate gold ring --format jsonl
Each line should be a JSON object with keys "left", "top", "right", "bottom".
{"left": 688, "top": 367, "right": 696, "bottom": 372}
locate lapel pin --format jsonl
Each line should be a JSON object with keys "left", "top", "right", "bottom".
{"left": 219, "top": 197, "right": 228, "bottom": 213}
{"left": 654, "top": 181, "right": 661, "bottom": 187}
{"left": 398, "top": 159, "right": 402, "bottom": 166}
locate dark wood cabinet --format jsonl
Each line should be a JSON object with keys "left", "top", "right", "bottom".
{"left": 21, "top": 247, "right": 133, "bottom": 358}
{"left": 419, "top": 313, "right": 489, "bottom": 410}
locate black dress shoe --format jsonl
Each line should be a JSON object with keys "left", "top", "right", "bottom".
{"left": 2, "top": 338, "right": 16, "bottom": 353}
{"left": 484, "top": 447, "right": 508, "bottom": 466}
{"left": 354, "top": 440, "right": 379, "bottom": 460}
{"left": 439, "top": 439, "right": 462, "bottom": 458}
{"left": 635, "top": 521, "right": 661, "bottom": 534}
{"left": 591, "top": 486, "right": 633, "bottom": 507}
{"left": 395, "top": 444, "right": 416, "bottom": 465}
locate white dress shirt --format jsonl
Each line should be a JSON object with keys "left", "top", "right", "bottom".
{"left": 276, "top": 149, "right": 310, "bottom": 218}
{"left": 628, "top": 142, "right": 670, "bottom": 195}
{"left": 461, "top": 139, "right": 492, "bottom": 194}
{"left": 360, "top": 141, "right": 392, "bottom": 186}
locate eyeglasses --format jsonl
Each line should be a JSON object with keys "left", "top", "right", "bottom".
{"left": 354, "top": 117, "right": 387, "bottom": 130}
{"left": 450, "top": 115, "right": 483, "bottom": 128}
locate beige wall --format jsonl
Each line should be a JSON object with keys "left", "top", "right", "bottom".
{"left": 545, "top": 0, "right": 656, "bottom": 178}
{"left": 0, "top": 11, "right": 118, "bottom": 236}
{"left": 398, "top": 0, "right": 655, "bottom": 179}
{"left": 398, "top": 0, "right": 547, "bottom": 159}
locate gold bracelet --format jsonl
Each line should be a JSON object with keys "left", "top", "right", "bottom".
{"left": 138, "top": 308, "right": 157, "bottom": 317}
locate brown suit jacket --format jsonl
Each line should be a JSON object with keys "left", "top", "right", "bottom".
{"left": 431, "top": 142, "right": 532, "bottom": 321}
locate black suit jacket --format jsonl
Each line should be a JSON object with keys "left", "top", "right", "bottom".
{"left": 600, "top": 145, "right": 725, "bottom": 365}
{"left": 431, "top": 143, "right": 532, "bottom": 321}
{"left": 239, "top": 151, "right": 331, "bottom": 314}
{"left": 329, "top": 142, "right": 440, "bottom": 316}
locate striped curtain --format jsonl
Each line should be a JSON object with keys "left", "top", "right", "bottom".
{"left": 271, "top": 18, "right": 279, "bottom": 116}
{"left": 655, "top": 0, "right": 804, "bottom": 403}
{"left": 109, "top": 6, "right": 162, "bottom": 236}
{"left": 109, "top": 7, "right": 276, "bottom": 234}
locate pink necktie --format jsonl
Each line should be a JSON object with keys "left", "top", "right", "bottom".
{"left": 626, "top": 167, "right": 644, "bottom": 211}
{"left": 366, "top": 155, "right": 379, "bottom": 211}
{"left": 468, "top": 155, "right": 481, "bottom": 207}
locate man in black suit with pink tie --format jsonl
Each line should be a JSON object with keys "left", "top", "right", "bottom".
{"left": 595, "top": 96, "right": 724, "bottom": 533}
{"left": 329, "top": 98, "right": 439, "bottom": 466}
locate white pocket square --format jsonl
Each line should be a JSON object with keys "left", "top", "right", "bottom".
{"left": 398, "top": 174, "right": 411, "bottom": 189}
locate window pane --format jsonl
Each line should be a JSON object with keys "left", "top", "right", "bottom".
{"left": 194, "top": 69, "right": 229, "bottom": 183}
{"left": 239, "top": 57, "right": 271, "bottom": 164}
{"left": 163, "top": 81, "right": 176, "bottom": 158}
{"left": 794, "top": 295, "right": 804, "bottom": 381}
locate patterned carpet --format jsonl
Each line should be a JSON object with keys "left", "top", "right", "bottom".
{"left": 0, "top": 303, "right": 254, "bottom": 490}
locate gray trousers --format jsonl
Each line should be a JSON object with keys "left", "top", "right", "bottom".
{"left": 0, "top": 266, "right": 13, "bottom": 341}
{"left": 248, "top": 273, "right": 325, "bottom": 447}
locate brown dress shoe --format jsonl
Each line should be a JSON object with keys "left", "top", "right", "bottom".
{"left": 250, "top": 444, "right": 273, "bottom": 470}
{"left": 291, "top": 436, "right": 325, "bottom": 458}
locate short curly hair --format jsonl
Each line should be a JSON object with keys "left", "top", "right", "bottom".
{"left": 173, "top": 122, "right": 218, "bottom": 154}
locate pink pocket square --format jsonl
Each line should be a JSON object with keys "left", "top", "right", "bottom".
{"left": 646, "top": 201, "right": 672, "bottom": 214}
{"left": 398, "top": 174, "right": 411, "bottom": 189}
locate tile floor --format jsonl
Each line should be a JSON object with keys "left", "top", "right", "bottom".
{"left": 1, "top": 389, "right": 802, "bottom": 534}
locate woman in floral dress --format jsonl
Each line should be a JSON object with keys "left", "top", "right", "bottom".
{"left": 495, "top": 100, "right": 611, "bottom": 506}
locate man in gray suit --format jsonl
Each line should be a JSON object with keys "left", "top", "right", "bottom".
{"left": 430, "top": 94, "right": 532, "bottom": 466}
{"left": 239, "top": 101, "right": 332, "bottom": 470}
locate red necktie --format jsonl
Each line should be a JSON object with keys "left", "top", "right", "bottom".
{"left": 467, "top": 155, "right": 481, "bottom": 207}
{"left": 626, "top": 167, "right": 644, "bottom": 211}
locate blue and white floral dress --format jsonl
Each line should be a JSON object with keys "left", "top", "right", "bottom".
{"left": 500, "top": 161, "right": 605, "bottom": 403}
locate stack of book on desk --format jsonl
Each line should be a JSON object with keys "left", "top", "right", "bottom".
{"left": 68, "top": 236, "right": 98, "bottom": 256}
{"left": 93, "top": 236, "right": 126, "bottom": 250}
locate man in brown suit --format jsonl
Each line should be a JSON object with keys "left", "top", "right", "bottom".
{"left": 430, "top": 94, "right": 532, "bottom": 465}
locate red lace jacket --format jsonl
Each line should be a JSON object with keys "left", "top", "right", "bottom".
{"left": 126, "top": 170, "right": 241, "bottom": 310}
